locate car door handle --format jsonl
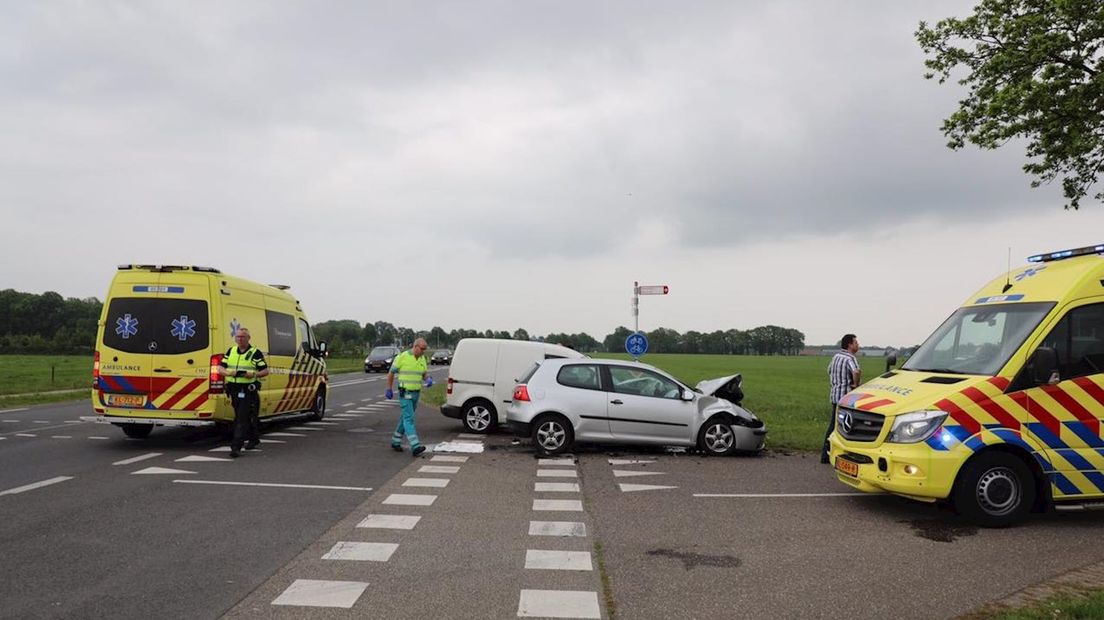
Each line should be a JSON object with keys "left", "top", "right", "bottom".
{"left": 610, "top": 399, "right": 623, "bottom": 405}
{"left": 153, "top": 367, "right": 173, "bottom": 373}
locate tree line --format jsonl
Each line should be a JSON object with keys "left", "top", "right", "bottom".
{"left": 0, "top": 290, "right": 806, "bottom": 357}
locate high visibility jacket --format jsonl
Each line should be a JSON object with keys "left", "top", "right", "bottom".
{"left": 223, "top": 346, "right": 268, "bottom": 384}
{"left": 391, "top": 350, "right": 427, "bottom": 390}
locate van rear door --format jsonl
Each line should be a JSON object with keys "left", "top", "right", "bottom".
{"left": 99, "top": 295, "right": 154, "bottom": 409}
{"left": 145, "top": 273, "right": 214, "bottom": 414}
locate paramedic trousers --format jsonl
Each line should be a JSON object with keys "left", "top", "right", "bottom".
{"left": 391, "top": 388, "right": 422, "bottom": 450}
{"left": 230, "top": 385, "right": 260, "bottom": 450}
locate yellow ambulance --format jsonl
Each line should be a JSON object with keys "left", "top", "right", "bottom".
{"left": 829, "top": 243, "right": 1104, "bottom": 526}
{"left": 83, "top": 265, "right": 328, "bottom": 438}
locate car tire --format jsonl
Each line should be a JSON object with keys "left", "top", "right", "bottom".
{"left": 532, "top": 414, "right": 574, "bottom": 456}
{"left": 462, "top": 399, "right": 497, "bottom": 434}
{"left": 308, "top": 389, "right": 326, "bottom": 421}
{"left": 120, "top": 423, "right": 153, "bottom": 439}
{"left": 952, "top": 451, "right": 1034, "bottom": 527}
{"left": 697, "top": 416, "right": 737, "bottom": 456}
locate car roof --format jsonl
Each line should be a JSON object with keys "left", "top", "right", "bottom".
{"left": 539, "top": 357, "right": 659, "bottom": 371}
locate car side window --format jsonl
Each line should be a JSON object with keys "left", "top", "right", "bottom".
{"left": 609, "top": 366, "right": 681, "bottom": 399}
{"left": 1039, "top": 302, "right": 1104, "bottom": 381}
{"left": 556, "top": 364, "right": 601, "bottom": 390}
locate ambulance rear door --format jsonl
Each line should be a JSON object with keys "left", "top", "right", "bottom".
{"left": 143, "top": 272, "right": 214, "bottom": 415}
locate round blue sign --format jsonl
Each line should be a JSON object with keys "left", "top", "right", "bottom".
{"left": 625, "top": 332, "right": 649, "bottom": 357}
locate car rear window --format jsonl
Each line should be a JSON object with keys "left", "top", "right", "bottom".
{"left": 556, "top": 364, "right": 601, "bottom": 390}
{"left": 103, "top": 297, "right": 210, "bottom": 355}
{"left": 518, "top": 362, "right": 541, "bottom": 384}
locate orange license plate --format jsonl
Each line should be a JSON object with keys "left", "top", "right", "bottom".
{"left": 835, "top": 457, "right": 859, "bottom": 477}
{"left": 108, "top": 394, "right": 145, "bottom": 407}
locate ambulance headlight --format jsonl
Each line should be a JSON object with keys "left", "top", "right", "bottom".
{"left": 886, "top": 410, "right": 948, "bottom": 444}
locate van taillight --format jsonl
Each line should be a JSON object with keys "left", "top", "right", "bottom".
{"left": 447, "top": 376, "right": 454, "bottom": 395}
{"left": 513, "top": 385, "right": 530, "bottom": 402}
{"left": 209, "top": 354, "right": 224, "bottom": 393}
{"left": 92, "top": 350, "right": 100, "bottom": 388}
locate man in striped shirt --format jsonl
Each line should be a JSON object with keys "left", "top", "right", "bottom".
{"left": 822, "top": 334, "right": 861, "bottom": 464}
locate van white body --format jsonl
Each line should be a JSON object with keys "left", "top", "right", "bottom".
{"left": 441, "top": 338, "right": 584, "bottom": 433}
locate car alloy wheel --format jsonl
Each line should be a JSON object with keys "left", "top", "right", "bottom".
{"left": 536, "top": 420, "right": 567, "bottom": 451}
{"left": 465, "top": 404, "right": 493, "bottom": 432}
{"left": 703, "top": 422, "right": 734, "bottom": 454}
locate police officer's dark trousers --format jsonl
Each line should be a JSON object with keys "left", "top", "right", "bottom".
{"left": 230, "top": 384, "right": 260, "bottom": 451}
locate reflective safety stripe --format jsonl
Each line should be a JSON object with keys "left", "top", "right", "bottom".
{"left": 225, "top": 346, "right": 264, "bottom": 384}
{"left": 391, "top": 350, "right": 427, "bottom": 389}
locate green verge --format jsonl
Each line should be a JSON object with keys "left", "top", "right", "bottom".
{"left": 966, "top": 588, "right": 1104, "bottom": 619}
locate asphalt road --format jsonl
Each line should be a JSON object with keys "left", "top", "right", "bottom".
{"left": 5, "top": 370, "right": 1104, "bottom": 619}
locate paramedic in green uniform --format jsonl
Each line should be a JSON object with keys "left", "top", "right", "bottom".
{"left": 386, "top": 337, "right": 432, "bottom": 456}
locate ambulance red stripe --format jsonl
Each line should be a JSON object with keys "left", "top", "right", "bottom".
{"left": 1041, "top": 385, "right": 1099, "bottom": 436}
{"left": 159, "top": 379, "right": 207, "bottom": 410}
{"left": 961, "top": 386, "right": 1020, "bottom": 430}
{"left": 936, "top": 398, "right": 981, "bottom": 436}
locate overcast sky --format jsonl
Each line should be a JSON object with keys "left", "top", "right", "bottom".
{"left": 2, "top": 1, "right": 1101, "bottom": 348}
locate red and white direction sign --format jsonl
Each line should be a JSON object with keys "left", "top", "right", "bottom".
{"left": 636, "top": 285, "right": 669, "bottom": 295}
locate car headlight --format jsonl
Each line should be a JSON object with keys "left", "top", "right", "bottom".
{"left": 885, "top": 410, "right": 948, "bottom": 444}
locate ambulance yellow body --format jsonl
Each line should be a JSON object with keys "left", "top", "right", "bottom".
{"left": 829, "top": 244, "right": 1104, "bottom": 526}
{"left": 83, "top": 265, "right": 328, "bottom": 438}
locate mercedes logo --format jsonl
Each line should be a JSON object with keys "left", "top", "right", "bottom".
{"left": 148, "top": 341, "right": 158, "bottom": 352}
{"left": 839, "top": 410, "right": 854, "bottom": 434}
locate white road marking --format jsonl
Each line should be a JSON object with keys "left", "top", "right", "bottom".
{"left": 113, "top": 452, "right": 162, "bottom": 466}
{"left": 33, "top": 420, "right": 49, "bottom": 424}
{"left": 360, "top": 398, "right": 373, "bottom": 402}
{"left": 174, "top": 480, "right": 374, "bottom": 491}
{"left": 88, "top": 436, "right": 109, "bottom": 440}
{"left": 620, "top": 483, "right": 677, "bottom": 492}
{"left": 328, "top": 414, "right": 360, "bottom": 418}
{"left": 419, "top": 465, "right": 460, "bottom": 474}
{"left": 304, "top": 421, "right": 338, "bottom": 426}
{"left": 612, "top": 470, "right": 665, "bottom": 478}
{"left": 271, "top": 579, "right": 368, "bottom": 608}
{"left": 694, "top": 493, "right": 870, "bottom": 498}
{"left": 403, "top": 478, "right": 449, "bottom": 488}
{"left": 357, "top": 514, "right": 421, "bottom": 530}
{"left": 433, "top": 441, "right": 484, "bottom": 453}
{"left": 383, "top": 493, "right": 437, "bottom": 506}
{"left": 608, "top": 459, "right": 656, "bottom": 465}
{"left": 176, "top": 455, "right": 233, "bottom": 463}
{"left": 525, "top": 550, "right": 593, "bottom": 571}
{"left": 457, "top": 433, "right": 483, "bottom": 439}
{"left": 133, "top": 467, "right": 197, "bottom": 475}
{"left": 50, "top": 436, "right": 72, "bottom": 439}
{"left": 264, "top": 432, "right": 306, "bottom": 437}
{"left": 0, "top": 476, "right": 73, "bottom": 496}
{"left": 535, "top": 482, "right": 580, "bottom": 493}
{"left": 538, "top": 458, "right": 576, "bottom": 466}
{"left": 529, "top": 521, "right": 587, "bottom": 537}
{"left": 65, "top": 420, "right": 83, "bottom": 424}
{"left": 259, "top": 438, "right": 285, "bottom": 444}
{"left": 537, "top": 469, "right": 577, "bottom": 478}
{"left": 341, "top": 403, "right": 356, "bottom": 407}
{"left": 431, "top": 455, "right": 469, "bottom": 463}
{"left": 15, "top": 434, "right": 36, "bottom": 437}
{"left": 0, "top": 408, "right": 28, "bottom": 414}
{"left": 517, "top": 590, "right": 600, "bottom": 619}
{"left": 285, "top": 426, "right": 325, "bottom": 431}
{"left": 532, "top": 499, "right": 583, "bottom": 512}
{"left": 322, "top": 541, "right": 398, "bottom": 562}
{"left": 1, "top": 420, "right": 21, "bottom": 423}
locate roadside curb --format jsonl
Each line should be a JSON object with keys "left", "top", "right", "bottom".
{"left": 962, "top": 558, "right": 1104, "bottom": 617}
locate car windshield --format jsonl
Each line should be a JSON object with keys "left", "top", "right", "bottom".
{"left": 369, "top": 347, "right": 397, "bottom": 357}
{"left": 903, "top": 302, "right": 1054, "bottom": 376}
{"left": 434, "top": 350, "right": 449, "bottom": 356}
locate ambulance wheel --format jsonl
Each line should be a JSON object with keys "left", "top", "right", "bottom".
{"left": 533, "top": 414, "right": 573, "bottom": 456}
{"left": 953, "top": 452, "right": 1034, "bottom": 528}
{"left": 698, "top": 415, "right": 737, "bottom": 456}
{"left": 120, "top": 423, "right": 153, "bottom": 439}
{"left": 462, "top": 399, "right": 497, "bottom": 434}
{"left": 308, "top": 389, "right": 326, "bottom": 421}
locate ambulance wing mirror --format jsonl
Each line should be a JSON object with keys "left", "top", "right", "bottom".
{"left": 1032, "top": 347, "right": 1058, "bottom": 385}
{"left": 885, "top": 353, "right": 898, "bottom": 373}
{"left": 316, "top": 341, "right": 328, "bottom": 358}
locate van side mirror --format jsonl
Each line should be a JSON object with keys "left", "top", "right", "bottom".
{"left": 1033, "top": 347, "right": 1058, "bottom": 385}
{"left": 885, "top": 353, "right": 898, "bottom": 373}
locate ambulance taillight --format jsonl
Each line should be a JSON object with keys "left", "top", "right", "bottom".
{"left": 209, "top": 354, "right": 225, "bottom": 393}
{"left": 92, "top": 350, "right": 100, "bottom": 388}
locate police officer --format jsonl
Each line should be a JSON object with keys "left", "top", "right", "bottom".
{"left": 386, "top": 337, "right": 433, "bottom": 457}
{"left": 219, "top": 327, "right": 269, "bottom": 458}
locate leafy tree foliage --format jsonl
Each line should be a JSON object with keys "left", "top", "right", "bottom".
{"left": 916, "top": 0, "right": 1104, "bottom": 208}
{"left": 0, "top": 289, "right": 102, "bottom": 353}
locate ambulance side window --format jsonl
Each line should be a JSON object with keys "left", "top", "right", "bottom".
{"left": 298, "top": 318, "right": 314, "bottom": 352}
{"left": 1040, "top": 303, "right": 1104, "bottom": 380}
{"left": 266, "top": 311, "right": 297, "bottom": 357}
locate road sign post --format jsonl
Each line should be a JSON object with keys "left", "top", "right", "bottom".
{"left": 630, "top": 281, "right": 669, "bottom": 359}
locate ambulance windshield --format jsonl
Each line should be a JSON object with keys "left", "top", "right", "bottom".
{"left": 903, "top": 302, "right": 1054, "bottom": 376}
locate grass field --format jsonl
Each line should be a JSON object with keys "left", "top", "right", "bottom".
{"left": 0, "top": 352, "right": 889, "bottom": 452}
{"left": 968, "top": 589, "right": 1104, "bottom": 619}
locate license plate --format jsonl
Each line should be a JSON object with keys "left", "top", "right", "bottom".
{"left": 835, "top": 457, "right": 859, "bottom": 478}
{"left": 108, "top": 394, "right": 145, "bottom": 407}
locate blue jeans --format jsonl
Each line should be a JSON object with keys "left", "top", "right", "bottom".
{"left": 391, "top": 389, "right": 421, "bottom": 450}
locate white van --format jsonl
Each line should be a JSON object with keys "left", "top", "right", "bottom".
{"left": 441, "top": 338, "right": 584, "bottom": 433}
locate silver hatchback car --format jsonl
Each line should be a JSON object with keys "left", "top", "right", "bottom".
{"left": 507, "top": 358, "right": 767, "bottom": 456}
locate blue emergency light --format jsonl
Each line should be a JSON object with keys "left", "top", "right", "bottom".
{"left": 1027, "top": 243, "right": 1104, "bottom": 263}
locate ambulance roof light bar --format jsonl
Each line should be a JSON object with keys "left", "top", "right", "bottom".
{"left": 1027, "top": 244, "right": 1104, "bottom": 263}
{"left": 116, "top": 264, "right": 222, "bottom": 273}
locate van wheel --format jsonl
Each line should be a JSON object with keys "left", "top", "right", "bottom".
{"left": 120, "top": 423, "right": 153, "bottom": 439}
{"left": 462, "top": 400, "right": 497, "bottom": 434}
{"left": 308, "top": 389, "right": 326, "bottom": 421}
{"left": 698, "top": 416, "right": 736, "bottom": 456}
{"left": 533, "top": 414, "right": 573, "bottom": 456}
{"left": 953, "top": 452, "right": 1034, "bottom": 527}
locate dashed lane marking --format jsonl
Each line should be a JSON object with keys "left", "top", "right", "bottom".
{"left": 419, "top": 466, "right": 460, "bottom": 474}
{"left": 133, "top": 467, "right": 196, "bottom": 475}
{"left": 15, "top": 433, "right": 37, "bottom": 438}
{"left": 537, "top": 469, "right": 577, "bottom": 478}
{"left": 264, "top": 432, "right": 306, "bottom": 437}
{"left": 341, "top": 403, "right": 356, "bottom": 407}
{"left": 525, "top": 550, "right": 593, "bottom": 571}
{"left": 529, "top": 521, "right": 587, "bottom": 537}
{"left": 693, "top": 492, "right": 869, "bottom": 498}
{"left": 538, "top": 458, "right": 576, "bottom": 466}
{"left": 608, "top": 459, "right": 655, "bottom": 465}
{"left": 357, "top": 514, "right": 421, "bottom": 530}
{"left": 88, "top": 436, "right": 109, "bottom": 440}
{"left": 383, "top": 493, "right": 437, "bottom": 506}
{"left": 322, "top": 541, "right": 398, "bottom": 562}
{"left": 517, "top": 590, "right": 600, "bottom": 619}
{"left": 0, "top": 476, "right": 73, "bottom": 497}
{"left": 619, "top": 484, "right": 677, "bottom": 492}
{"left": 402, "top": 478, "right": 449, "bottom": 488}
{"left": 176, "top": 456, "right": 234, "bottom": 463}
{"left": 50, "top": 436, "right": 71, "bottom": 439}
{"left": 304, "top": 421, "right": 338, "bottom": 426}
{"left": 174, "top": 480, "right": 373, "bottom": 491}
{"left": 113, "top": 452, "right": 163, "bottom": 466}
{"left": 271, "top": 579, "right": 368, "bottom": 609}
{"left": 431, "top": 455, "right": 469, "bottom": 463}
{"left": 612, "top": 470, "right": 665, "bottom": 478}
{"left": 0, "top": 408, "right": 29, "bottom": 414}
{"left": 285, "top": 426, "right": 325, "bottom": 431}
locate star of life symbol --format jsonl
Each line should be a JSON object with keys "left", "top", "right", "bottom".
{"left": 229, "top": 318, "right": 241, "bottom": 340}
{"left": 171, "top": 315, "right": 197, "bottom": 341}
{"left": 1014, "top": 265, "right": 1046, "bottom": 281}
{"left": 115, "top": 314, "right": 139, "bottom": 339}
